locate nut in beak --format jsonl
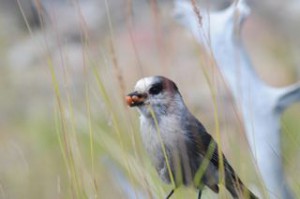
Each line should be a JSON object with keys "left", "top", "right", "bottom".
{"left": 125, "top": 91, "right": 147, "bottom": 107}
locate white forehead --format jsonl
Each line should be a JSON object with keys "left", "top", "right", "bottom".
{"left": 134, "top": 76, "right": 157, "bottom": 92}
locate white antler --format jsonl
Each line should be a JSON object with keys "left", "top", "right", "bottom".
{"left": 174, "top": 0, "right": 299, "bottom": 198}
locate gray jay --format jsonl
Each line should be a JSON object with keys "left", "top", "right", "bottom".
{"left": 126, "top": 76, "right": 258, "bottom": 199}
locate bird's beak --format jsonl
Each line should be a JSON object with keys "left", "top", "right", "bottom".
{"left": 125, "top": 91, "right": 147, "bottom": 107}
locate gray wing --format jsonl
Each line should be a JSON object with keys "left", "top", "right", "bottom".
{"left": 183, "top": 114, "right": 258, "bottom": 198}
{"left": 183, "top": 114, "right": 235, "bottom": 175}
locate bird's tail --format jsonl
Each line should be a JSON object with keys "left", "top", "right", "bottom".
{"left": 248, "top": 191, "right": 259, "bottom": 199}
{"left": 238, "top": 184, "right": 258, "bottom": 199}
{"left": 226, "top": 174, "right": 258, "bottom": 199}
{"left": 224, "top": 163, "right": 258, "bottom": 199}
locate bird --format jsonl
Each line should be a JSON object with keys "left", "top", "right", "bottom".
{"left": 125, "top": 76, "right": 258, "bottom": 199}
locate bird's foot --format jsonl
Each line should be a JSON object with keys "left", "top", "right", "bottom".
{"left": 165, "top": 189, "right": 174, "bottom": 199}
{"left": 197, "top": 190, "right": 202, "bottom": 199}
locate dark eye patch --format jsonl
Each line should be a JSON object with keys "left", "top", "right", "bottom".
{"left": 149, "top": 83, "right": 163, "bottom": 95}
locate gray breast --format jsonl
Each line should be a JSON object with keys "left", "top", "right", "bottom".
{"left": 139, "top": 114, "right": 195, "bottom": 185}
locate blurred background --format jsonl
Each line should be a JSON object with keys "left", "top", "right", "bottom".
{"left": 0, "top": 0, "right": 299, "bottom": 198}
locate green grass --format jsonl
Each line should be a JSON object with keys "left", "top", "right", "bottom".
{"left": 282, "top": 103, "right": 300, "bottom": 196}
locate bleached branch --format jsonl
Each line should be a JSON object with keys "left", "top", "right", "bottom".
{"left": 276, "top": 83, "right": 300, "bottom": 112}
{"left": 174, "top": 0, "right": 299, "bottom": 198}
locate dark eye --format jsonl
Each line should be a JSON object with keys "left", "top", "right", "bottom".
{"left": 149, "top": 83, "right": 163, "bottom": 95}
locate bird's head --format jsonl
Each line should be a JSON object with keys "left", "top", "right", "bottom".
{"left": 126, "top": 76, "right": 183, "bottom": 117}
